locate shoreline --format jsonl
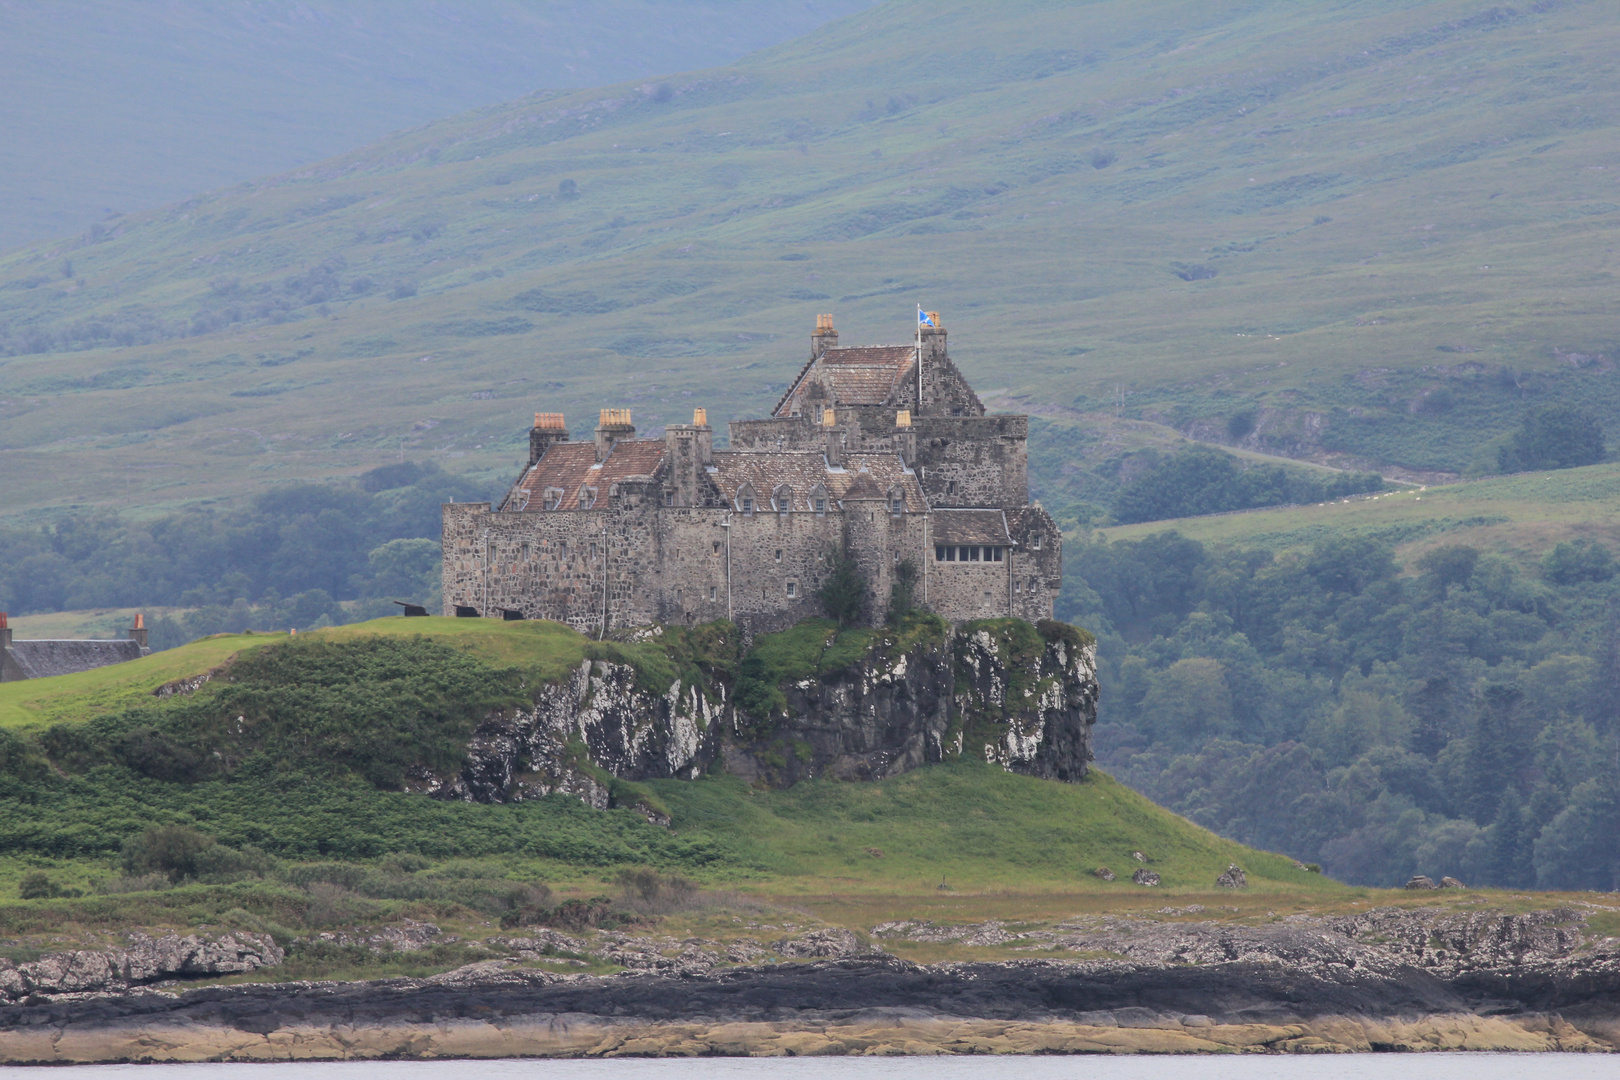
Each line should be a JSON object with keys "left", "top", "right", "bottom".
{"left": 5, "top": 954, "right": 1619, "bottom": 1062}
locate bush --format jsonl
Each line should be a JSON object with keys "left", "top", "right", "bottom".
{"left": 1542, "top": 539, "right": 1615, "bottom": 585}
{"left": 121, "top": 825, "right": 217, "bottom": 882}
{"left": 18, "top": 871, "right": 80, "bottom": 899}
{"left": 1498, "top": 404, "right": 1604, "bottom": 473}
{"left": 616, "top": 867, "right": 697, "bottom": 914}
{"left": 817, "top": 550, "right": 868, "bottom": 627}
{"left": 886, "top": 558, "right": 919, "bottom": 623}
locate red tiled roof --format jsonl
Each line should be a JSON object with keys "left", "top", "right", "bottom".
{"left": 773, "top": 345, "right": 917, "bottom": 417}
{"left": 502, "top": 439, "right": 667, "bottom": 511}
{"left": 708, "top": 452, "right": 925, "bottom": 512}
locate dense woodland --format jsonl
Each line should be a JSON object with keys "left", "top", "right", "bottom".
{"left": 1058, "top": 530, "right": 1620, "bottom": 891}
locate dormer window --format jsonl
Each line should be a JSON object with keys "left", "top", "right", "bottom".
{"left": 809, "top": 483, "right": 829, "bottom": 515}
{"left": 773, "top": 484, "right": 794, "bottom": 514}
{"left": 543, "top": 487, "right": 564, "bottom": 510}
{"left": 579, "top": 486, "right": 598, "bottom": 509}
{"left": 887, "top": 487, "right": 905, "bottom": 515}
{"left": 737, "top": 483, "right": 757, "bottom": 516}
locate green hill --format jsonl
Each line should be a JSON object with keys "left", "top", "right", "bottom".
{"left": 0, "top": 0, "right": 877, "bottom": 252}
{"left": 4, "top": 0, "right": 1618, "bottom": 522}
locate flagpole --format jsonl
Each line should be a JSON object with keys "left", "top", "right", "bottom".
{"left": 916, "top": 305, "right": 923, "bottom": 410}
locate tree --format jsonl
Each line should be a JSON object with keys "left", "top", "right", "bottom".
{"left": 1541, "top": 539, "right": 1615, "bottom": 585}
{"left": 817, "top": 550, "right": 868, "bottom": 627}
{"left": 1498, "top": 404, "right": 1604, "bottom": 473}
{"left": 885, "top": 558, "right": 919, "bottom": 624}
{"left": 1416, "top": 545, "right": 1479, "bottom": 593}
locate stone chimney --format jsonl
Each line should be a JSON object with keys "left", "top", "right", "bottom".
{"left": 822, "top": 406, "right": 844, "bottom": 467}
{"left": 529, "top": 412, "right": 569, "bottom": 466}
{"left": 663, "top": 407, "right": 713, "bottom": 507}
{"left": 919, "top": 311, "right": 946, "bottom": 364}
{"left": 894, "top": 409, "right": 917, "bottom": 466}
{"left": 595, "top": 408, "right": 635, "bottom": 462}
{"left": 0, "top": 612, "right": 10, "bottom": 650}
{"left": 811, "top": 312, "right": 837, "bottom": 358}
{"left": 128, "top": 612, "right": 148, "bottom": 652}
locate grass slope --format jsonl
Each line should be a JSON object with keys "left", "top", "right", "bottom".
{"left": 0, "top": 616, "right": 1325, "bottom": 897}
{"left": 3, "top": 0, "right": 1619, "bottom": 520}
{"left": 0, "top": 1, "right": 876, "bottom": 252}
{"left": 1098, "top": 458, "right": 1620, "bottom": 564}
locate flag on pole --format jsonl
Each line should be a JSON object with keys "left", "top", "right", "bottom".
{"left": 918, "top": 307, "right": 935, "bottom": 327}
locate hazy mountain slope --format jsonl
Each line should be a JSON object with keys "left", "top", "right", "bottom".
{"left": 0, "top": 0, "right": 876, "bottom": 251}
{"left": 2, "top": 0, "right": 1618, "bottom": 520}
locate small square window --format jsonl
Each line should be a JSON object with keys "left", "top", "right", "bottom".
{"left": 1032, "top": 534, "right": 1043, "bottom": 550}
{"left": 786, "top": 581, "right": 798, "bottom": 598}
{"left": 710, "top": 586, "right": 717, "bottom": 601}
{"left": 1015, "top": 580, "right": 1022, "bottom": 593}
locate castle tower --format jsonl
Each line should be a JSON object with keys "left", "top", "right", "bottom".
{"left": 811, "top": 312, "right": 837, "bottom": 358}
{"left": 663, "top": 408, "right": 713, "bottom": 507}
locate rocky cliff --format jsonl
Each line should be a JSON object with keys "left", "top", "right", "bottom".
{"left": 423, "top": 617, "right": 1097, "bottom": 810}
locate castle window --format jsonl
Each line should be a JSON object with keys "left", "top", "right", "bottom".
{"left": 713, "top": 541, "right": 722, "bottom": 555}
{"left": 774, "top": 485, "right": 793, "bottom": 514}
{"left": 741, "top": 496, "right": 754, "bottom": 514}
{"left": 991, "top": 546, "right": 1003, "bottom": 562}
{"left": 946, "top": 480, "right": 957, "bottom": 495}
{"left": 1031, "top": 534, "right": 1042, "bottom": 550}
{"left": 543, "top": 487, "right": 564, "bottom": 510}
{"left": 579, "top": 486, "right": 597, "bottom": 509}
{"left": 709, "top": 586, "right": 717, "bottom": 601}
{"left": 968, "top": 546, "right": 981, "bottom": 562}
{"left": 1015, "top": 580, "right": 1022, "bottom": 593}
{"left": 590, "top": 543, "right": 598, "bottom": 558}
{"left": 521, "top": 542, "right": 532, "bottom": 560}
{"left": 815, "top": 498, "right": 826, "bottom": 513}
{"left": 664, "top": 490, "right": 675, "bottom": 506}
{"left": 786, "top": 581, "right": 798, "bottom": 598}
{"left": 737, "top": 483, "right": 757, "bottom": 515}
{"left": 888, "top": 488, "right": 904, "bottom": 515}
{"left": 775, "top": 549, "right": 782, "bottom": 562}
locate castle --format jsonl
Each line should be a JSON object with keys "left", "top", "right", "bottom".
{"left": 441, "top": 314, "right": 1062, "bottom": 634}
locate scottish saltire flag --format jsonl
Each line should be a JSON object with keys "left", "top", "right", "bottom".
{"left": 918, "top": 307, "right": 935, "bottom": 327}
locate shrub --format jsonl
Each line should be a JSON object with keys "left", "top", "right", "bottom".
{"left": 616, "top": 868, "right": 697, "bottom": 914}
{"left": 121, "top": 825, "right": 217, "bottom": 882}
{"left": 18, "top": 871, "right": 80, "bottom": 899}
{"left": 886, "top": 558, "right": 919, "bottom": 624}
{"left": 1498, "top": 404, "right": 1604, "bottom": 473}
{"left": 1542, "top": 539, "right": 1616, "bottom": 585}
{"left": 817, "top": 550, "right": 868, "bottom": 627}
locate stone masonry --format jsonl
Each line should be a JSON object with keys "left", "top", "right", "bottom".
{"left": 443, "top": 314, "right": 1062, "bottom": 634}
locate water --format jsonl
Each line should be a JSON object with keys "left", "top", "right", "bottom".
{"left": 2, "top": 1057, "right": 1615, "bottom": 1080}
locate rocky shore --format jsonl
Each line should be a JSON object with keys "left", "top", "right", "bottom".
{"left": 3, "top": 906, "right": 1619, "bottom": 1061}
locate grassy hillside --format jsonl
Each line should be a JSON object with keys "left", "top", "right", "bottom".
{"left": 0, "top": 0, "right": 876, "bottom": 252}
{"left": 3, "top": 0, "right": 1619, "bottom": 522}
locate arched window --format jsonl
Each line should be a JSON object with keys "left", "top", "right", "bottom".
{"left": 773, "top": 484, "right": 794, "bottom": 514}
{"left": 737, "top": 482, "right": 757, "bottom": 515}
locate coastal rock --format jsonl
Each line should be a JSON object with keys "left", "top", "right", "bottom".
{"left": 0, "top": 932, "right": 281, "bottom": 1002}
{"left": 1216, "top": 864, "right": 1247, "bottom": 889}
{"left": 773, "top": 929, "right": 865, "bottom": 958}
{"left": 1405, "top": 875, "right": 1439, "bottom": 890}
{"left": 1441, "top": 876, "right": 1464, "bottom": 889}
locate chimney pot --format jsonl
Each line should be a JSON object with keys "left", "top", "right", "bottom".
{"left": 693, "top": 407, "right": 707, "bottom": 426}
{"left": 895, "top": 410, "right": 911, "bottom": 428}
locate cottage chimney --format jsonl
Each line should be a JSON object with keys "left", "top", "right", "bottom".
{"left": 529, "top": 412, "right": 570, "bottom": 465}
{"left": 0, "top": 612, "right": 11, "bottom": 650}
{"left": 595, "top": 408, "right": 635, "bottom": 462}
{"left": 811, "top": 313, "right": 837, "bottom": 358}
{"left": 129, "top": 612, "right": 149, "bottom": 652}
{"left": 663, "top": 407, "right": 713, "bottom": 506}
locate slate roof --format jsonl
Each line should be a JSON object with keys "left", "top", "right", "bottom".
{"left": 773, "top": 345, "right": 918, "bottom": 417}
{"left": 4, "top": 640, "right": 144, "bottom": 680}
{"left": 930, "top": 508, "right": 1013, "bottom": 545}
{"left": 502, "top": 439, "right": 668, "bottom": 511}
{"left": 709, "top": 452, "right": 926, "bottom": 512}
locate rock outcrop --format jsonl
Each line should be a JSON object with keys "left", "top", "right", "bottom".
{"left": 427, "top": 618, "right": 1097, "bottom": 808}
{"left": 0, "top": 933, "right": 281, "bottom": 1002}
{"left": 6, "top": 907, "right": 1620, "bottom": 1062}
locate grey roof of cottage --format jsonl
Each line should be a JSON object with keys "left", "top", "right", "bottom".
{"left": 4, "top": 639, "right": 144, "bottom": 680}
{"left": 930, "top": 508, "right": 1013, "bottom": 545}
{"left": 773, "top": 345, "right": 918, "bottom": 417}
{"left": 709, "top": 451, "right": 926, "bottom": 512}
